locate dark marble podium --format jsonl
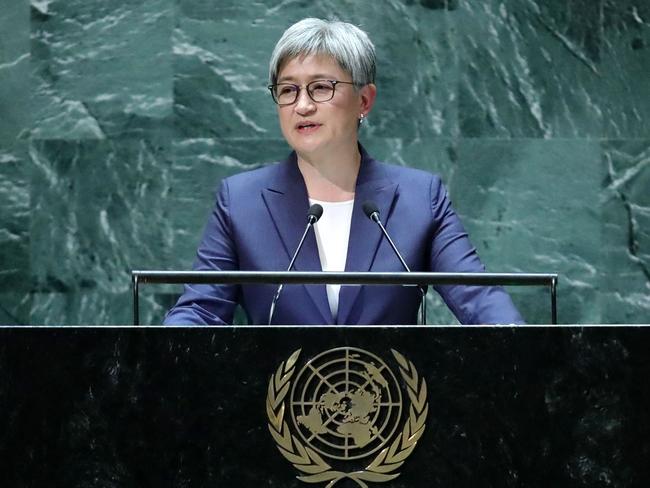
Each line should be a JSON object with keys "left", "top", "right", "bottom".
{"left": 1, "top": 326, "right": 649, "bottom": 487}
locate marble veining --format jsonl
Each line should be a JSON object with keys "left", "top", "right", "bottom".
{"left": 0, "top": 0, "right": 648, "bottom": 323}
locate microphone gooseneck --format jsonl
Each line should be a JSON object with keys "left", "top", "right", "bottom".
{"left": 362, "top": 200, "right": 427, "bottom": 325}
{"left": 268, "top": 204, "right": 323, "bottom": 325}
{"left": 362, "top": 201, "right": 410, "bottom": 272}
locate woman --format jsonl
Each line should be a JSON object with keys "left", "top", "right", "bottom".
{"left": 164, "top": 18, "right": 523, "bottom": 325}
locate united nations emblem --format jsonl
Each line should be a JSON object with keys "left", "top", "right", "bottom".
{"left": 266, "top": 347, "right": 428, "bottom": 487}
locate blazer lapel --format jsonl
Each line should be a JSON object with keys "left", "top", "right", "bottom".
{"left": 337, "top": 150, "right": 399, "bottom": 324}
{"left": 261, "top": 155, "right": 333, "bottom": 324}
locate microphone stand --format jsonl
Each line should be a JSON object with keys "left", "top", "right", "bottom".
{"left": 268, "top": 205, "right": 322, "bottom": 325}
{"left": 365, "top": 204, "right": 427, "bottom": 325}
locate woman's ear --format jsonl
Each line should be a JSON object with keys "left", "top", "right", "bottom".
{"left": 359, "top": 83, "right": 377, "bottom": 116}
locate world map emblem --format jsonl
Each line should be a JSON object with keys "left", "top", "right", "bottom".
{"left": 266, "top": 347, "right": 428, "bottom": 487}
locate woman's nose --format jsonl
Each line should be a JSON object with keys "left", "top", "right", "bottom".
{"left": 294, "top": 89, "right": 316, "bottom": 114}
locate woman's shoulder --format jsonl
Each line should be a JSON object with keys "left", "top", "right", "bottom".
{"left": 373, "top": 159, "right": 444, "bottom": 187}
{"left": 221, "top": 159, "right": 292, "bottom": 191}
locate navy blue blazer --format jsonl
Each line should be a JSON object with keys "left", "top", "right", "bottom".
{"left": 164, "top": 146, "right": 524, "bottom": 325}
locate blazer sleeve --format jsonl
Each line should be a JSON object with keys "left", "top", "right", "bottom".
{"left": 428, "top": 176, "right": 525, "bottom": 325}
{"left": 163, "top": 179, "right": 240, "bottom": 325}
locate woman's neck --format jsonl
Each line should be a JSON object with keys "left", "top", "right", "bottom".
{"left": 297, "top": 145, "right": 361, "bottom": 202}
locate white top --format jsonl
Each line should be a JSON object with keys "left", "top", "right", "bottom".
{"left": 309, "top": 198, "right": 354, "bottom": 321}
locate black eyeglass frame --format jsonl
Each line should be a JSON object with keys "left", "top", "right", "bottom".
{"left": 267, "top": 79, "right": 360, "bottom": 106}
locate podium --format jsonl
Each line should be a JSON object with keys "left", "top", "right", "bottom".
{"left": 1, "top": 325, "right": 649, "bottom": 487}
{"left": 131, "top": 270, "right": 559, "bottom": 325}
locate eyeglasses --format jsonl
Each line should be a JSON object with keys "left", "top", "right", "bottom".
{"left": 268, "top": 79, "right": 358, "bottom": 106}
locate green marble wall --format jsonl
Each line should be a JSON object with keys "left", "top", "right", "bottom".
{"left": 0, "top": 0, "right": 648, "bottom": 324}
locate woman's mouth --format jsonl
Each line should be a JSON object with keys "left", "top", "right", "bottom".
{"left": 296, "top": 122, "right": 322, "bottom": 133}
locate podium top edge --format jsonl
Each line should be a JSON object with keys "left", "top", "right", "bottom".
{"left": 130, "top": 270, "right": 558, "bottom": 286}
{"left": 1, "top": 324, "right": 648, "bottom": 329}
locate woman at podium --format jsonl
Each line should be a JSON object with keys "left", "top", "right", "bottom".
{"left": 164, "top": 18, "right": 523, "bottom": 326}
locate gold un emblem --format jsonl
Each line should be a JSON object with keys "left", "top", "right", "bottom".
{"left": 266, "top": 347, "right": 428, "bottom": 487}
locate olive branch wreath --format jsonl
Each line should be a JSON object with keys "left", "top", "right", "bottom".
{"left": 266, "top": 348, "right": 428, "bottom": 488}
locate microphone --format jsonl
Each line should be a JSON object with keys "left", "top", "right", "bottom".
{"left": 268, "top": 204, "right": 323, "bottom": 324}
{"left": 362, "top": 201, "right": 427, "bottom": 324}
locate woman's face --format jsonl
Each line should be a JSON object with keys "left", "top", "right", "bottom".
{"left": 275, "top": 53, "right": 376, "bottom": 160}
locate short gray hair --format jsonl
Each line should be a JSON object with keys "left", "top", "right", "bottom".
{"left": 269, "top": 18, "right": 376, "bottom": 86}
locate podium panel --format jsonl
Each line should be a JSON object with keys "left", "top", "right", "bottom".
{"left": 1, "top": 326, "right": 648, "bottom": 487}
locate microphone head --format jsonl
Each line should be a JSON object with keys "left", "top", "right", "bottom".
{"left": 362, "top": 201, "right": 379, "bottom": 220}
{"left": 308, "top": 203, "right": 323, "bottom": 223}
